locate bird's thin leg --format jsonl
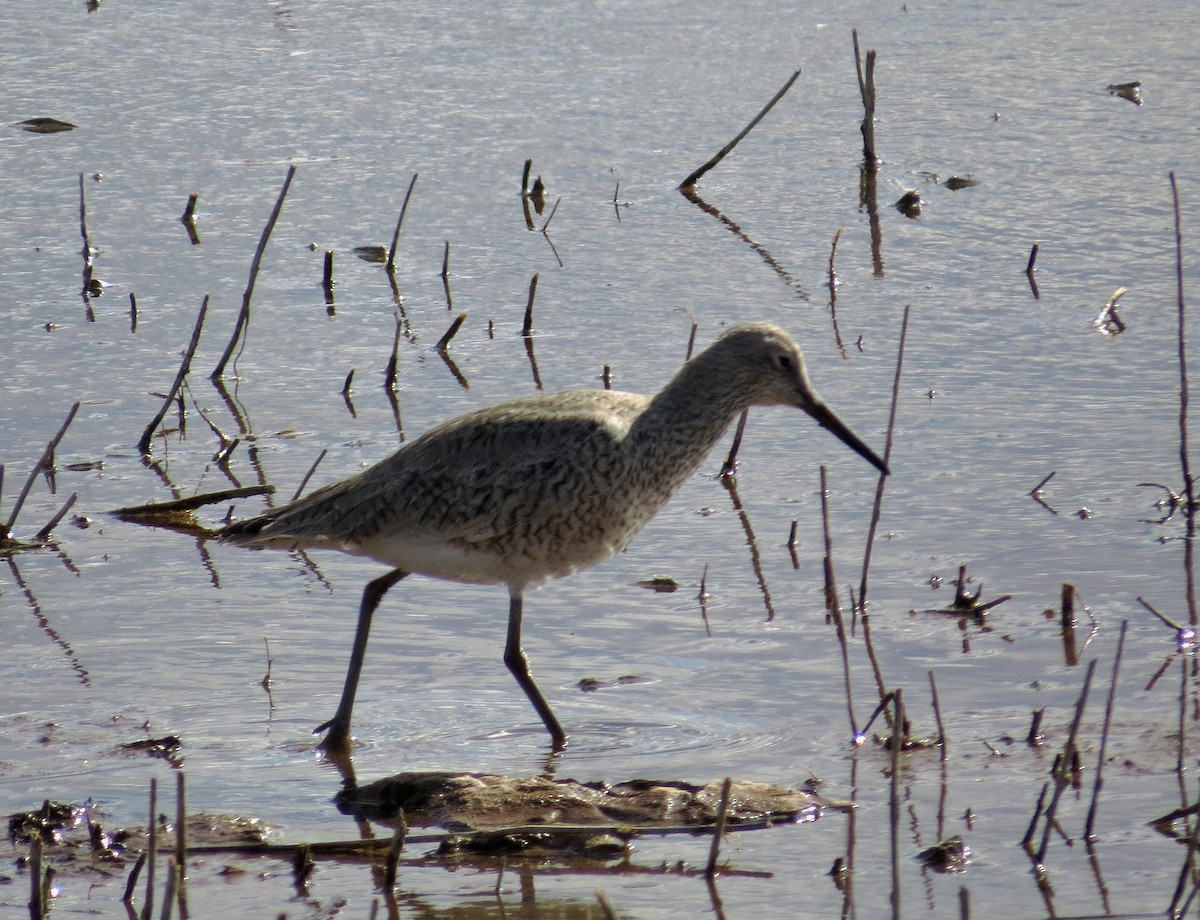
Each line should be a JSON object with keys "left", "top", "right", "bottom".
{"left": 503, "top": 593, "right": 568, "bottom": 750}
{"left": 316, "top": 568, "right": 408, "bottom": 752}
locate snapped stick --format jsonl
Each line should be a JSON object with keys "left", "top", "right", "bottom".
{"left": 211, "top": 165, "right": 297, "bottom": 380}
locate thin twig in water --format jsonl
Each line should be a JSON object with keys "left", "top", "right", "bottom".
{"left": 679, "top": 69, "right": 802, "bottom": 189}
{"left": 720, "top": 411, "right": 748, "bottom": 479}
{"left": 1169, "top": 173, "right": 1196, "bottom": 624}
{"left": 142, "top": 777, "right": 158, "bottom": 920}
{"left": 78, "top": 173, "right": 95, "bottom": 309}
{"left": 522, "top": 274, "right": 539, "bottom": 336}
{"left": 211, "top": 165, "right": 297, "bottom": 380}
{"left": 34, "top": 493, "right": 77, "bottom": 542}
{"left": 540, "top": 197, "right": 561, "bottom": 233}
{"left": 384, "top": 810, "right": 407, "bottom": 890}
{"left": 859, "top": 305, "right": 909, "bottom": 609}
{"left": 705, "top": 777, "right": 733, "bottom": 878}
{"left": 437, "top": 313, "right": 468, "bottom": 352}
{"left": 386, "top": 172, "right": 419, "bottom": 273}
{"left": 853, "top": 30, "right": 878, "bottom": 169}
{"left": 5, "top": 401, "right": 81, "bottom": 539}
{"left": 1037, "top": 659, "right": 1097, "bottom": 862}
{"left": 292, "top": 449, "right": 328, "bottom": 502}
{"left": 889, "top": 689, "right": 903, "bottom": 920}
{"left": 928, "top": 670, "right": 947, "bottom": 761}
{"left": 141, "top": 296, "right": 209, "bottom": 454}
{"left": 1084, "top": 620, "right": 1126, "bottom": 841}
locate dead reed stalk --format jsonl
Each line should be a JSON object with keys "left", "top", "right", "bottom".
{"left": 386, "top": 172, "right": 419, "bottom": 273}
{"left": 4, "top": 401, "right": 80, "bottom": 540}
{"left": 140, "top": 296, "right": 208, "bottom": 454}
{"left": 211, "top": 165, "right": 297, "bottom": 380}
{"left": 859, "top": 304, "right": 910, "bottom": 608}
{"left": 679, "top": 69, "right": 802, "bottom": 190}
{"left": 852, "top": 30, "right": 878, "bottom": 169}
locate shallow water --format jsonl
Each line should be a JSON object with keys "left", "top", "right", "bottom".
{"left": 2, "top": 0, "right": 1200, "bottom": 916}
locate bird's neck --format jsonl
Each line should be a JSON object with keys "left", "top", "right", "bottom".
{"left": 628, "top": 359, "right": 747, "bottom": 485}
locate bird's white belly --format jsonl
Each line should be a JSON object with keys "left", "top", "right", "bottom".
{"left": 346, "top": 531, "right": 624, "bottom": 592}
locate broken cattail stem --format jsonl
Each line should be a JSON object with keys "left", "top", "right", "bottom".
{"left": 175, "top": 772, "right": 188, "bottom": 917}
{"left": 1027, "top": 707, "right": 1045, "bottom": 746}
{"left": 323, "top": 250, "right": 335, "bottom": 305}
{"left": 679, "top": 68, "right": 801, "bottom": 190}
{"left": 522, "top": 274, "right": 539, "bottom": 336}
{"left": 787, "top": 519, "right": 800, "bottom": 570}
{"left": 161, "top": 857, "right": 177, "bottom": 920}
{"left": 859, "top": 304, "right": 909, "bottom": 609}
{"left": 211, "top": 165, "right": 296, "bottom": 380}
{"left": 140, "top": 297, "right": 209, "bottom": 455}
{"left": 384, "top": 810, "right": 407, "bottom": 890}
{"left": 6, "top": 401, "right": 81, "bottom": 536}
{"left": 521, "top": 159, "right": 533, "bottom": 196}
{"left": 820, "top": 465, "right": 839, "bottom": 619}
{"left": 828, "top": 226, "right": 845, "bottom": 292}
{"left": 686, "top": 321, "right": 699, "bottom": 361}
{"left": 601, "top": 364, "right": 612, "bottom": 390}
{"left": 1037, "top": 659, "right": 1097, "bottom": 862}
{"left": 831, "top": 589, "right": 857, "bottom": 739}
{"left": 34, "top": 492, "right": 77, "bottom": 542}
{"left": 720, "top": 410, "right": 748, "bottom": 479}
{"left": 1084, "top": 622, "right": 1127, "bottom": 841}
{"left": 889, "top": 689, "right": 903, "bottom": 920}
{"left": 1061, "top": 583, "right": 1078, "bottom": 666}
{"left": 441, "top": 239, "right": 451, "bottom": 281}
{"left": 1177, "top": 656, "right": 1188, "bottom": 808}
{"left": 130, "top": 292, "right": 138, "bottom": 333}
{"left": 114, "top": 486, "right": 274, "bottom": 521}
{"left": 384, "top": 314, "right": 402, "bottom": 391}
{"left": 928, "top": 670, "right": 947, "bottom": 761}
{"left": 180, "top": 192, "right": 199, "bottom": 224}
{"left": 141, "top": 777, "right": 158, "bottom": 920}
{"left": 437, "top": 313, "right": 468, "bottom": 352}
{"left": 540, "top": 197, "right": 561, "bottom": 234}
{"left": 123, "top": 853, "right": 146, "bottom": 905}
{"left": 852, "top": 30, "right": 878, "bottom": 169}
{"left": 79, "top": 172, "right": 95, "bottom": 301}
{"left": 705, "top": 777, "right": 733, "bottom": 878}
{"left": 291, "top": 844, "right": 313, "bottom": 889}
{"left": 596, "top": 889, "right": 622, "bottom": 920}
{"left": 1021, "top": 783, "right": 1049, "bottom": 852}
{"left": 1169, "top": 173, "right": 1197, "bottom": 625}
{"left": 1026, "top": 242, "right": 1040, "bottom": 274}
{"left": 292, "top": 449, "right": 328, "bottom": 502}
{"left": 1030, "top": 470, "right": 1055, "bottom": 495}
{"left": 29, "top": 835, "right": 43, "bottom": 919}
{"left": 386, "top": 172, "right": 419, "bottom": 273}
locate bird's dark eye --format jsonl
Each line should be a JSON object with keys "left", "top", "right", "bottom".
{"left": 776, "top": 354, "right": 794, "bottom": 372}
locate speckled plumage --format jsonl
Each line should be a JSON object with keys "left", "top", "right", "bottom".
{"left": 219, "top": 322, "right": 887, "bottom": 751}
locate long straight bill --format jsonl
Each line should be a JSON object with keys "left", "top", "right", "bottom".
{"left": 805, "top": 400, "right": 889, "bottom": 475}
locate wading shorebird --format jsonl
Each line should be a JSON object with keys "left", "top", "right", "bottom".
{"left": 219, "top": 322, "right": 887, "bottom": 752}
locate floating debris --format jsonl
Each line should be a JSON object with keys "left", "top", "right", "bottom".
{"left": 943, "top": 175, "right": 980, "bottom": 190}
{"left": 120, "top": 736, "right": 183, "bottom": 763}
{"left": 635, "top": 576, "right": 680, "bottom": 592}
{"left": 1107, "top": 81, "right": 1143, "bottom": 105}
{"left": 918, "top": 835, "right": 972, "bottom": 873}
{"left": 335, "top": 772, "right": 833, "bottom": 833}
{"left": 578, "top": 674, "right": 645, "bottom": 692}
{"left": 14, "top": 117, "right": 76, "bottom": 134}
{"left": 1094, "top": 286, "right": 1128, "bottom": 336}
{"left": 352, "top": 244, "right": 389, "bottom": 263}
{"left": 895, "top": 189, "right": 922, "bottom": 218}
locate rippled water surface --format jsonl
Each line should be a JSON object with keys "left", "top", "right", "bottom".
{"left": 3, "top": 0, "right": 1200, "bottom": 916}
